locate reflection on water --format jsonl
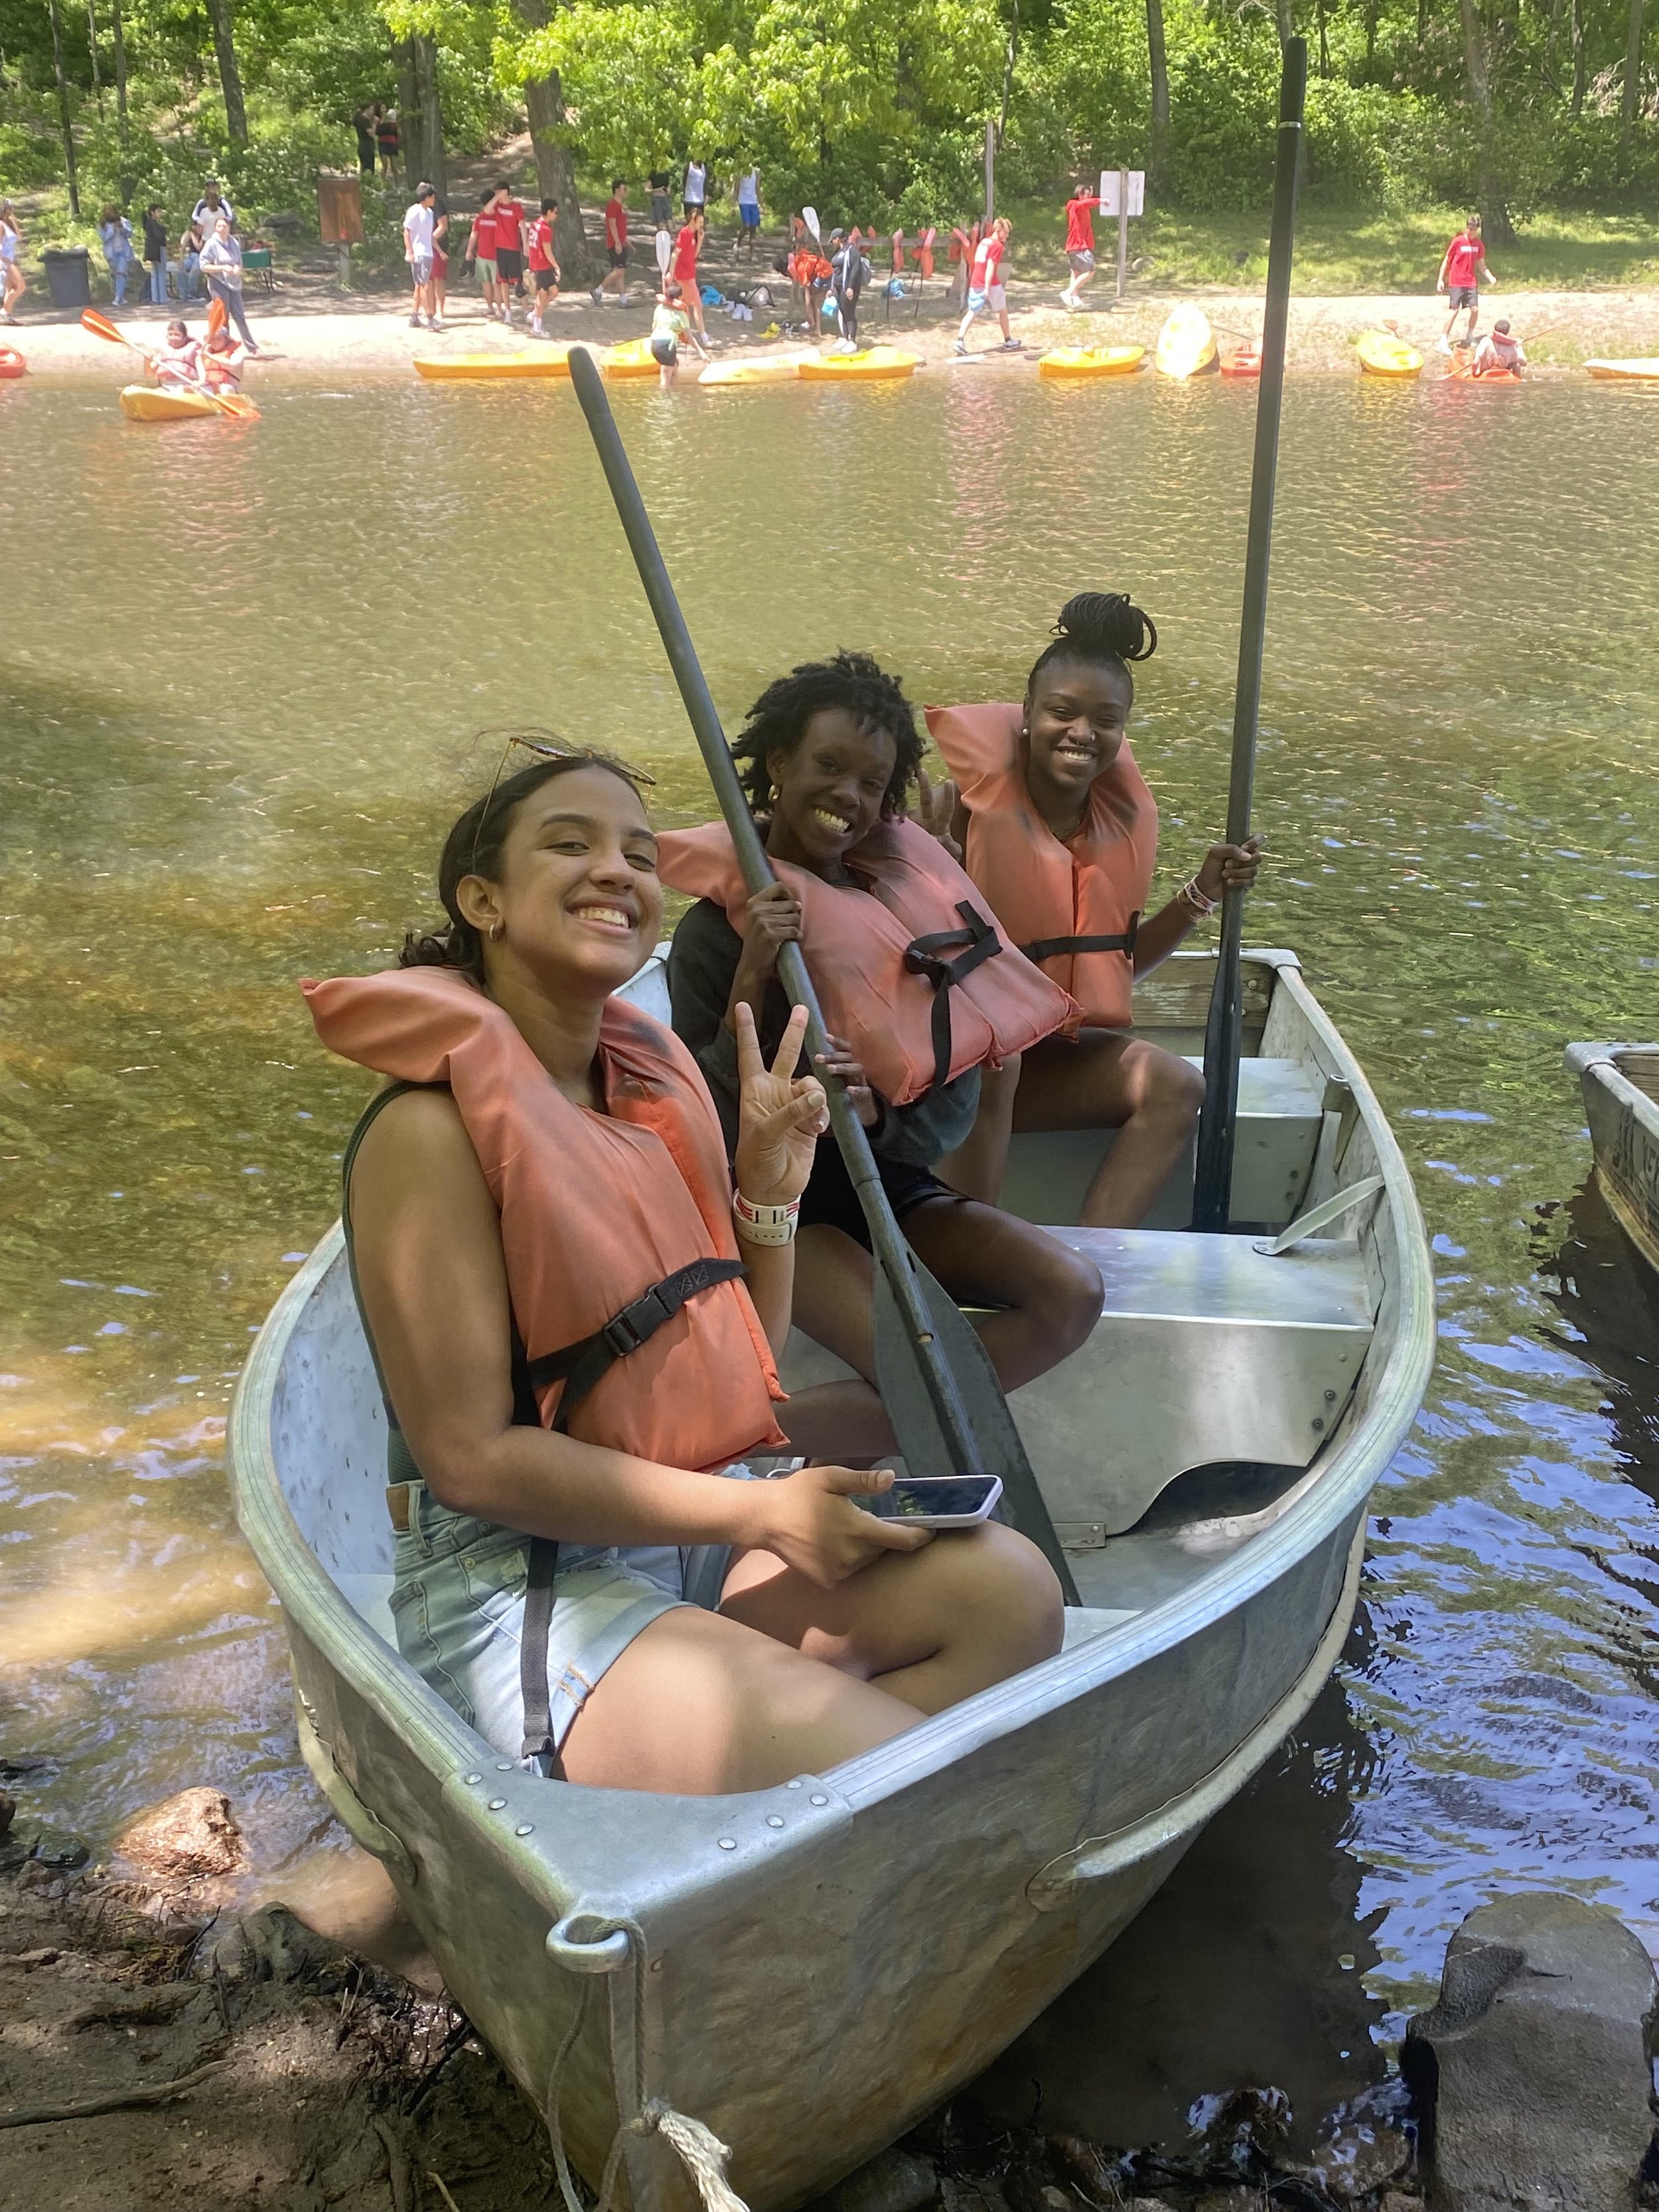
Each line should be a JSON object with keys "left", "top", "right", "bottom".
{"left": 3, "top": 370, "right": 1658, "bottom": 2134}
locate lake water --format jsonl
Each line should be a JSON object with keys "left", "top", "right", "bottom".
{"left": 3, "top": 364, "right": 1658, "bottom": 2155}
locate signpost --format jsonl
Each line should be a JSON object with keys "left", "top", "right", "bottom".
{"left": 1099, "top": 167, "right": 1145, "bottom": 300}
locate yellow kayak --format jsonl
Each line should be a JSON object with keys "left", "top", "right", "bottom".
{"left": 603, "top": 338, "right": 660, "bottom": 381}
{"left": 1155, "top": 306, "right": 1216, "bottom": 379}
{"left": 699, "top": 350, "right": 816, "bottom": 388}
{"left": 118, "top": 382, "right": 226, "bottom": 421}
{"left": 413, "top": 346, "right": 577, "bottom": 380}
{"left": 1356, "top": 329, "right": 1423, "bottom": 380}
{"left": 1584, "top": 356, "right": 1659, "bottom": 381}
{"left": 1039, "top": 346, "right": 1146, "bottom": 380}
{"left": 798, "top": 346, "right": 919, "bottom": 382}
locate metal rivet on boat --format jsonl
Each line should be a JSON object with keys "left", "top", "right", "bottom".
{"left": 515, "top": 1823, "right": 534, "bottom": 1837}
{"left": 717, "top": 1837, "right": 737, "bottom": 1850}
{"left": 810, "top": 1793, "right": 829, "bottom": 1806}
{"left": 495, "top": 1759, "right": 514, "bottom": 1770}
{"left": 765, "top": 1814, "right": 784, "bottom": 1828}
{"left": 786, "top": 1778, "right": 802, "bottom": 1789}
{"left": 464, "top": 1773, "right": 482, "bottom": 1785}
{"left": 487, "top": 1797, "right": 507, "bottom": 1810}
{"left": 1325, "top": 1388, "right": 1337, "bottom": 1401}
{"left": 1311, "top": 1417, "right": 1325, "bottom": 1432}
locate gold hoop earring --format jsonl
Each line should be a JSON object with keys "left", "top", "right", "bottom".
{"left": 488, "top": 919, "right": 503, "bottom": 943}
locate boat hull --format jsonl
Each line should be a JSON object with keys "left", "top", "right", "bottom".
{"left": 1566, "top": 1043, "right": 1659, "bottom": 1274}
{"left": 1584, "top": 357, "right": 1659, "bottom": 381}
{"left": 797, "top": 347, "right": 918, "bottom": 382}
{"left": 230, "top": 950, "right": 1433, "bottom": 2212}
{"left": 0, "top": 346, "right": 25, "bottom": 379}
{"left": 1356, "top": 330, "right": 1423, "bottom": 379}
{"left": 118, "top": 382, "right": 222, "bottom": 421}
{"left": 1155, "top": 307, "right": 1216, "bottom": 379}
{"left": 700, "top": 352, "right": 816, "bottom": 387}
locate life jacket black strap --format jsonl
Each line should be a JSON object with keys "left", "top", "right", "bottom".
{"left": 1020, "top": 911, "right": 1141, "bottom": 965}
{"left": 516, "top": 1253, "right": 745, "bottom": 1773}
{"left": 903, "top": 901, "right": 1003, "bottom": 1095}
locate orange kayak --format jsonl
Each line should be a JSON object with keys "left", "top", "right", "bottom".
{"left": 0, "top": 346, "right": 25, "bottom": 379}
{"left": 1220, "top": 344, "right": 1261, "bottom": 378}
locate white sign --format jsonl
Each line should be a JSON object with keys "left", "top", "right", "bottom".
{"left": 1098, "top": 170, "right": 1146, "bottom": 217}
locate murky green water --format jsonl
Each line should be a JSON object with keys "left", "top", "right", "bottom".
{"left": 4, "top": 366, "right": 1658, "bottom": 2150}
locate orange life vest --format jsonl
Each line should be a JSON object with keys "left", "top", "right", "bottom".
{"left": 925, "top": 700, "right": 1159, "bottom": 1032}
{"left": 303, "top": 964, "right": 786, "bottom": 1469}
{"left": 656, "top": 816, "right": 1074, "bottom": 1108}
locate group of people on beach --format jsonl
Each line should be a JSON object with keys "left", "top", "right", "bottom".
{"left": 92, "top": 177, "right": 263, "bottom": 365}
{"left": 313, "top": 589, "right": 1261, "bottom": 1794}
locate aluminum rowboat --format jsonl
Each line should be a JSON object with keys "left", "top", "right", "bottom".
{"left": 1565, "top": 1042, "right": 1659, "bottom": 1274}
{"left": 229, "top": 947, "right": 1433, "bottom": 2212}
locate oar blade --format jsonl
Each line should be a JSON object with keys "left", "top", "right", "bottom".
{"left": 80, "top": 308, "right": 126, "bottom": 344}
{"left": 873, "top": 1256, "right": 1080, "bottom": 1601}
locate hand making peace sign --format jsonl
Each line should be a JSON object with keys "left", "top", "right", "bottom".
{"left": 731, "top": 1000, "right": 829, "bottom": 1209}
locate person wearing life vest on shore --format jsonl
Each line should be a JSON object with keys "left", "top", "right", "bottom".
{"left": 308, "top": 745, "right": 1062, "bottom": 1797}
{"left": 661, "top": 653, "right": 1104, "bottom": 1399}
{"left": 926, "top": 592, "right": 1262, "bottom": 1228}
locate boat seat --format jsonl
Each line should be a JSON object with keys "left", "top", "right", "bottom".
{"left": 998, "top": 1057, "right": 1326, "bottom": 1232}
{"left": 1011, "top": 1228, "right": 1375, "bottom": 1539}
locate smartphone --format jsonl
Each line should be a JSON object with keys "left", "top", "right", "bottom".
{"left": 861, "top": 1475, "right": 1003, "bottom": 1528}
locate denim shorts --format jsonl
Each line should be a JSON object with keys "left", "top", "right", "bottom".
{"left": 386, "top": 1467, "right": 790, "bottom": 1765}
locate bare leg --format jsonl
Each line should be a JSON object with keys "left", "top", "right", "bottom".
{"left": 1013, "top": 1031, "right": 1205, "bottom": 1228}
{"left": 788, "top": 1207, "right": 1100, "bottom": 1394}
{"left": 721, "top": 1518, "right": 1062, "bottom": 1714}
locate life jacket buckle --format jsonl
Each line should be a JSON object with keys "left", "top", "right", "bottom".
{"left": 602, "top": 1287, "right": 668, "bottom": 1359}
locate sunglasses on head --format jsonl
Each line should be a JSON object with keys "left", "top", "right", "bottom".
{"left": 470, "top": 730, "right": 657, "bottom": 876}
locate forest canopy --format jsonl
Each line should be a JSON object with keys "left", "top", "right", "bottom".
{"left": 0, "top": 0, "right": 1652, "bottom": 242}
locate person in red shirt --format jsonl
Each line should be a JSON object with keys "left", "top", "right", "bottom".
{"left": 490, "top": 183, "right": 527, "bottom": 317}
{"left": 593, "top": 179, "right": 631, "bottom": 306}
{"left": 466, "top": 193, "right": 502, "bottom": 321}
{"left": 1435, "top": 213, "right": 1493, "bottom": 353}
{"left": 670, "top": 208, "right": 705, "bottom": 337}
{"left": 526, "top": 197, "right": 561, "bottom": 336}
{"left": 954, "top": 216, "right": 1016, "bottom": 355}
{"left": 1060, "top": 182, "right": 1101, "bottom": 311}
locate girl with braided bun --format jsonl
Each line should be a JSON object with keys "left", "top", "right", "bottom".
{"left": 926, "top": 591, "right": 1262, "bottom": 1227}
{"left": 660, "top": 650, "right": 1104, "bottom": 1402}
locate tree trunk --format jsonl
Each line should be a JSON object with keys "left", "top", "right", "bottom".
{"left": 406, "top": 33, "right": 446, "bottom": 198}
{"left": 111, "top": 0, "right": 131, "bottom": 194}
{"left": 85, "top": 0, "right": 104, "bottom": 119}
{"left": 1276, "top": 0, "right": 1294, "bottom": 48}
{"left": 1316, "top": 0, "right": 1331, "bottom": 72}
{"left": 1365, "top": 0, "right": 1378, "bottom": 75}
{"left": 1571, "top": 0, "right": 1587, "bottom": 107}
{"left": 45, "top": 0, "right": 80, "bottom": 218}
{"left": 1623, "top": 0, "right": 1645, "bottom": 133}
{"left": 511, "top": 0, "right": 589, "bottom": 284}
{"left": 204, "top": 0, "right": 248, "bottom": 145}
{"left": 1458, "top": 0, "right": 1515, "bottom": 242}
{"left": 997, "top": 0, "right": 1018, "bottom": 148}
{"left": 1146, "top": 0, "right": 1170, "bottom": 193}
{"left": 397, "top": 40, "right": 419, "bottom": 193}
{"left": 1545, "top": 0, "right": 1562, "bottom": 88}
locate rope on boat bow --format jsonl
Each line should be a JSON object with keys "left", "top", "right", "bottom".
{"left": 545, "top": 1922, "right": 753, "bottom": 2212}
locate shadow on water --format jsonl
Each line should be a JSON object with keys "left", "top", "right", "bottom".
{"left": 970, "top": 1662, "right": 1388, "bottom": 2156}
{"left": 1534, "top": 1177, "right": 1659, "bottom": 1503}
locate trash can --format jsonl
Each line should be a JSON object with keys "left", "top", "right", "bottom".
{"left": 43, "top": 246, "right": 92, "bottom": 310}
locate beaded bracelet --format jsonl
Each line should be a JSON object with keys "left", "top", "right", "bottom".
{"left": 733, "top": 1191, "right": 800, "bottom": 1247}
{"left": 1179, "top": 875, "right": 1218, "bottom": 917}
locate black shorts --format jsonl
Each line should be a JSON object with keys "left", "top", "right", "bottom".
{"left": 495, "top": 246, "right": 524, "bottom": 281}
{"left": 798, "top": 1136, "right": 966, "bottom": 1250}
{"left": 650, "top": 336, "right": 678, "bottom": 366}
{"left": 607, "top": 246, "right": 628, "bottom": 270}
{"left": 534, "top": 265, "right": 558, "bottom": 292}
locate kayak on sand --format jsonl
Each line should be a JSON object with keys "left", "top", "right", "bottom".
{"left": 1583, "top": 356, "right": 1659, "bottom": 382}
{"left": 1220, "top": 344, "right": 1262, "bottom": 378}
{"left": 1155, "top": 305, "right": 1216, "bottom": 379}
{"left": 1355, "top": 329, "right": 1423, "bottom": 379}
{"left": 1037, "top": 346, "right": 1145, "bottom": 380}
{"left": 698, "top": 350, "right": 817, "bottom": 387}
{"left": 798, "top": 346, "right": 919, "bottom": 382}
{"left": 413, "top": 347, "right": 577, "bottom": 380}
{"left": 0, "top": 346, "right": 25, "bottom": 380}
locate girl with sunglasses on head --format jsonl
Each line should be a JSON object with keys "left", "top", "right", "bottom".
{"left": 661, "top": 655, "right": 1104, "bottom": 1403}
{"left": 925, "top": 591, "right": 1262, "bottom": 1228}
{"left": 305, "top": 739, "right": 1062, "bottom": 1797}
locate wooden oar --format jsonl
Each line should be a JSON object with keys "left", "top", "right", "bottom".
{"left": 566, "top": 344, "right": 1078, "bottom": 1599}
{"left": 80, "top": 308, "right": 260, "bottom": 419}
{"left": 1191, "top": 38, "right": 1307, "bottom": 1234}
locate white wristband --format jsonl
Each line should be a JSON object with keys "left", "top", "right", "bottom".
{"left": 733, "top": 1191, "right": 800, "bottom": 1247}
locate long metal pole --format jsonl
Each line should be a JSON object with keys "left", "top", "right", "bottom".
{"left": 1116, "top": 166, "right": 1129, "bottom": 299}
{"left": 1191, "top": 38, "right": 1307, "bottom": 1233}
{"left": 569, "top": 349, "right": 983, "bottom": 1467}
